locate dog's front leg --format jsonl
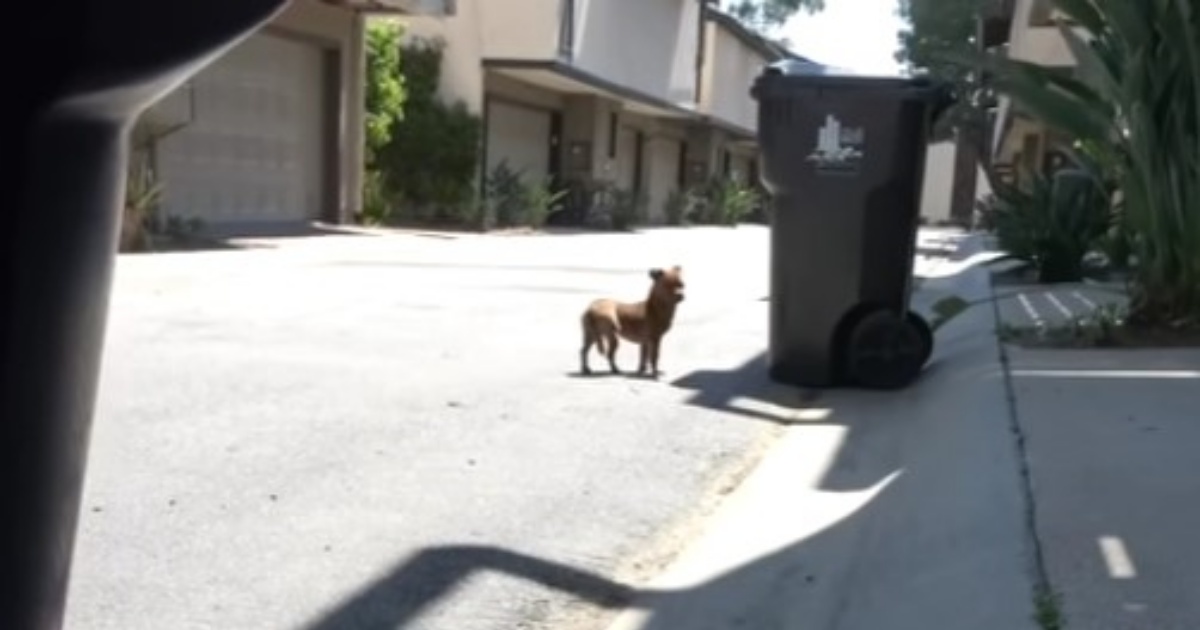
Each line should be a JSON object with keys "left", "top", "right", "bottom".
{"left": 648, "top": 337, "right": 661, "bottom": 379}
{"left": 637, "top": 342, "right": 648, "bottom": 375}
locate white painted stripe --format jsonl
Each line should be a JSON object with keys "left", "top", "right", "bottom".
{"left": 1012, "top": 369, "right": 1200, "bottom": 379}
{"left": 1017, "top": 293, "right": 1044, "bottom": 325}
{"left": 1098, "top": 536, "right": 1138, "bottom": 579}
{"left": 1045, "top": 292, "right": 1074, "bottom": 318}
{"left": 1071, "top": 290, "right": 1099, "bottom": 310}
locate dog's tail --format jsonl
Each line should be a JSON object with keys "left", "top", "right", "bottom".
{"left": 582, "top": 312, "right": 608, "bottom": 355}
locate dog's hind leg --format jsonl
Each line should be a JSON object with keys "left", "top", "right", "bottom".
{"left": 604, "top": 329, "right": 620, "bottom": 374}
{"left": 580, "top": 314, "right": 597, "bottom": 375}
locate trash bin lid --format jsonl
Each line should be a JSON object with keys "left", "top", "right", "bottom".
{"left": 751, "top": 58, "right": 944, "bottom": 99}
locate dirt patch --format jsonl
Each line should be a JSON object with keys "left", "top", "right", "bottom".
{"left": 1108, "top": 325, "right": 1200, "bottom": 348}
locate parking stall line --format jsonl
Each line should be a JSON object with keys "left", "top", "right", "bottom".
{"left": 1017, "top": 293, "right": 1044, "bottom": 326}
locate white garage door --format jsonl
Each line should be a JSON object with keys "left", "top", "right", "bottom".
{"left": 647, "top": 137, "right": 681, "bottom": 224}
{"left": 615, "top": 126, "right": 640, "bottom": 192}
{"left": 486, "top": 101, "right": 551, "bottom": 183}
{"left": 151, "top": 33, "right": 327, "bottom": 225}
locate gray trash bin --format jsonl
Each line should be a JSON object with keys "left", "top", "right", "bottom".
{"left": 750, "top": 60, "right": 953, "bottom": 390}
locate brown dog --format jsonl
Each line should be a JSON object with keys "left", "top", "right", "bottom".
{"left": 580, "top": 266, "right": 685, "bottom": 378}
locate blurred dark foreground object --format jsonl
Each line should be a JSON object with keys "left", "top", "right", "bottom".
{"left": 0, "top": 2, "right": 289, "bottom": 629}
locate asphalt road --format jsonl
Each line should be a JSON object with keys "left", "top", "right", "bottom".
{"left": 66, "top": 226, "right": 788, "bottom": 630}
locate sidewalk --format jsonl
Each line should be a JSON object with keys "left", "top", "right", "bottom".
{"left": 604, "top": 257, "right": 1040, "bottom": 630}
{"left": 969, "top": 255, "right": 1200, "bottom": 629}
{"left": 598, "top": 230, "right": 1200, "bottom": 630}
{"left": 1003, "top": 330, "right": 1200, "bottom": 629}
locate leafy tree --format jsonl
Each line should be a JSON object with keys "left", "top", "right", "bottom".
{"left": 895, "top": 0, "right": 986, "bottom": 137}
{"left": 720, "top": 0, "right": 824, "bottom": 31}
{"left": 895, "top": 0, "right": 995, "bottom": 224}
{"left": 364, "top": 20, "right": 406, "bottom": 168}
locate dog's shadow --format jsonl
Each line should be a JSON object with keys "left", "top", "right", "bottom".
{"left": 566, "top": 370, "right": 663, "bottom": 381}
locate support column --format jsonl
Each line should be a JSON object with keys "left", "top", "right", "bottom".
{"left": 341, "top": 11, "right": 367, "bottom": 224}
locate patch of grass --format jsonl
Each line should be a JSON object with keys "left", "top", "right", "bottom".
{"left": 998, "top": 304, "right": 1124, "bottom": 348}
{"left": 997, "top": 302, "right": 1200, "bottom": 349}
{"left": 929, "top": 295, "right": 971, "bottom": 331}
{"left": 1034, "top": 587, "right": 1066, "bottom": 630}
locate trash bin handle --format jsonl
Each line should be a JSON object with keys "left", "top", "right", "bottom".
{"left": 907, "top": 81, "right": 955, "bottom": 122}
{"left": 929, "top": 83, "right": 956, "bottom": 122}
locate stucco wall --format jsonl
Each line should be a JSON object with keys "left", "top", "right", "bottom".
{"left": 700, "top": 21, "right": 764, "bottom": 133}
{"left": 920, "top": 140, "right": 957, "bottom": 224}
{"left": 479, "top": 0, "right": 560, "bottom": 60}
{"left": 571, "top": 0, "right": 700, "bottom": 105}
{"left": 402, "top": 5, "right": 487, "bottom": 113}
{"left": 919, "top": 140, "right": 995, "bottom": 224}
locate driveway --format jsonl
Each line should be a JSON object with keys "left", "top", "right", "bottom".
{"left": 67, "top": 226, "right": 785, "bottom": 630}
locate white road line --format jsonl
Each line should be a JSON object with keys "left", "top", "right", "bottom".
{"left": 1072, "top": 290, "right": 1099, "bottom": 310}
{"left": 1017, "top": 293, "right": 1043, "bottom": 326}
{"left": 1045, "top": 292, "right": 1074, "bottom": 319}
{"left": 1098, "top": 536, "right": 1138, "bottom": 579}
{"left": 1012, "top": 369, "right": 1200, "bottom": 379}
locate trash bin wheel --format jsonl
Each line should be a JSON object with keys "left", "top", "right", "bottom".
{"left": 844, "top": 309, "right": 928, "bottom": 390}
{"left": 906, "top": 311, "right": 934, "bottom": 368}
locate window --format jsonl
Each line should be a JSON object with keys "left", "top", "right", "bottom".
{"left": 558, "top": 0, "right": 576, "bottom": 58}
{"left": 608, "top": 112, "right": 618, "bottom": 159}
{"left": 677, "top": 142, "right": 689, "bottom": 188}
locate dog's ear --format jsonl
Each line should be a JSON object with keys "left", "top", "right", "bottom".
{"left": 649, "top": 268, "right": 664, "bottom": 280}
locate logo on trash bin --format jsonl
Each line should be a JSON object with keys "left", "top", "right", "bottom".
{"left": 807, "top": 114, "right": 864, "bottom": 175}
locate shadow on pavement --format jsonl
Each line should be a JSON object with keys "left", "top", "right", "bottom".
{"left": 328, "top": 260, "right": 653, "bottom": 276}
{"left": 303, "top": 545, "right": 640, "bottom": 630}
{"left": 302, "top": 306, "right": 1035, "bottom": 629}
{"left": 124, "top": 222, "right": 378, "bottom": 255}
{"left": 204, "top": 221, "right": 379, "bottom": 241}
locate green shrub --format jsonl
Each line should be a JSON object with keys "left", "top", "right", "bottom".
{"left": 360, "top": 169, "right": 392, "bottom": 226}
{"left": 960, "top": 0, "right": 1200, "bottom": 326}
{"left": 580, "top": 181, "right": 643, "bottom": 231}
{"left": 484, "top": 161, "right": 525, "bottom": 228}
{"left": 984, "top": 168, "right": 1110, "bottom": 283}
{"left": 714, "top": 179, "right": 761, "bottom": 226}
{"left": 608, "top": 188, "right": 645, "bottom": 231}
{"left": 482, "top": 161, "right": 568, "bottom": 229}
{"left": 121, "top": 113, "right": 192, "bottom": 252}
{"left": 686, "top": 176, "right": 762, "bottom": 226}
{"left": 483, "top": 161, "right": 568, "bottom": 229}
{"left": 373, "top": 37, "right": 482, "bottom": 226}
{"left": 664, "top": 189, "right": 688, "bottom": 226}
{"left": 523, "top": 176, "right": 568, "bottom": 228}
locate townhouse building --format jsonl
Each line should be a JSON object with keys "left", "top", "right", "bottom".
{"left": 405, "top": 0, "right": 793, "bottom": 224}
{"left": 985, "top": 0, "right": 1081, "bottom": 184}
{"left": 141, "top": 0, "right": 451, "bottom": 228}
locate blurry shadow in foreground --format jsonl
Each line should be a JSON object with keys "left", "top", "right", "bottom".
{"left": 303, "top": 545, "right": 644, "bottom": 630}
